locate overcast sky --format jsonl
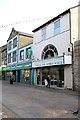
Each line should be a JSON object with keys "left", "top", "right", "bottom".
{"left": 0, "top": 0, "right": 79, "bottom": 47}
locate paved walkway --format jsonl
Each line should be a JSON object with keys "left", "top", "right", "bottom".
{"left": 2, "top": 80, "right": 79, "bottom": 119}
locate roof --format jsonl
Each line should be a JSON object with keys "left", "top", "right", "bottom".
{"left": 17, "top": 30, "right": 33, "bottom": 38}
{"left": 7, "top": 28, "right": 33, "bottom": 42}
{"left": 32, "top": 5, "right": 80, "bottom": 32}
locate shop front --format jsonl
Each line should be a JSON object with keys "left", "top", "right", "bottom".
{"left": 0, "top": 66, "right": 6, "bottom": 80}
{"left": 6, "top": 62, "right": 33, "bottom": 84}
{"left": 17, "top": 69, "right": 31, "bottom": 83}
{"left": 32, "top": 55, "right": 72, "bottom": 89}
{"left": 36, "top": 66, "right": 64, "bottom": 87}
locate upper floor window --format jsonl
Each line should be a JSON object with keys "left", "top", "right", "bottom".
{"left": 20, "top": 50, "right": 24, "bottom": 60}
{"left": 13, "top": 37, "right": 17, "bottom": 48}
{"left": 42, "top": 28, "right": 46, "bottom": 40}
{"left": 8, "top": 41, "right": 12, "bottom": 51}
{"left": 54, "top": 20, "right": 60, "bottom": 35}
{"left": 42, "top": 44, "right": 58, "bottom": 59}
{"left": 8, "top": 53, "right": 11, "bottom": 63}
{"left": 13, "top": 51, "right": 16, "bottom": 62}
{"left": 26, "top": 47, "right": 32, "bottom": 59}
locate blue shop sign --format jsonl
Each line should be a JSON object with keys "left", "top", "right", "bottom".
{"left": 6, "top": 65, "right": 16, "bottom": 70}
{"left": 16, "top": 63, "right": 23, "bottom": 69}
{"left": 6, "top": 62, "right": 32, "bottom": 70}
{"left": 26, "top": 50, "right": 32, "bottom": 56}
{"left": 16, "top": 62, "right": 32, "bottom": 69}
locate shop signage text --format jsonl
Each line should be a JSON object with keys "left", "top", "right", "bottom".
{"left": 6, "top": 62, "right": 32, "bottom": 70}
{"left": 32, "top": 57, "right": 64, "bottom": 68}
{"left": 32, "top": 55, "right": 72, "bottom": 68}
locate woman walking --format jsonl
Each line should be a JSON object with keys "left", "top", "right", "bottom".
{"left": 46, "top": 75, "right": 51, "bottom": 88}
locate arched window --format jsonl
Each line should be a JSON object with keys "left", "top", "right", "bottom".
{"left": 42, "top": 44, "right": 58, "bottom": 59}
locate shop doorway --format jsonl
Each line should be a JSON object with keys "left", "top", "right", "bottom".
{"left": 13, "top": 70, "right": 16, "bottom": 82}
{"left": 18, "top": 70, "right": 21, "bottom": 82}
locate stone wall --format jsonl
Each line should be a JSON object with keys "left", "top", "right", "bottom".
{"left": 74, "top": 40, "right": 80, "bottom": 91}
{"left": 0, "top": 47, "right": 1, "bottom": 66}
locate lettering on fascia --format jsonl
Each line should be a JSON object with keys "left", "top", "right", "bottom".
{"left": 11, "top": 67, "right": 15, "bottom": 69}
{"left": 24, "top": 64, "right": 31, "bottom": 67}
{"left": 17, "top": 66, "right": 22, "bottom": 68}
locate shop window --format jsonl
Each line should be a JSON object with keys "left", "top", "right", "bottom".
{"left": 13, "top": 51, "right": 16, "bottom": 62}
{"left": 42, "top": 27, "right": 46, "bottom": 40}
{"left": 20, "top": 50, "right": 24, "bottom": 60}
{"left": 26, "top": 47, "right": 32, "bottom": 59}
{"left": 54, "top": 20, "right": 60, "bottom": 35}
{"left": 42, "top": 44, "right": 58, "bottom": 59}
{"left": 39, "top": 67, "right": 64, "bottom": 87}
{"left": 13, "top": 37, "right": 17, "bottom": 48}
{"left": 8, "top": 53, "right": 11, "bottom": 63}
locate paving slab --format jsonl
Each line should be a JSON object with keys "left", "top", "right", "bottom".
{"left": 2, "top": 80, "right": 79, "bottom": 119}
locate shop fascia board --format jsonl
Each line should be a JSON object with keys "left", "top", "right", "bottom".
{"left": 32, "top": 55, "right": 72, "bottom": 68}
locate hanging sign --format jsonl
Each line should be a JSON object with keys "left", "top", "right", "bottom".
{"left": 26, "top": 50, "right": 32, "bottom": 56}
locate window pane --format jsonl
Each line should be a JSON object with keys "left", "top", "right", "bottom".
{"left": 54, "top": 20, "right": 60, "bottom": 35}
{"left": 20, "top": 50, "right": 24, "bottom": 60}
{"left": 54, "top": 20, "right": 60, "bottom": 29}
{"left": 54, "top": 27, "right": 60, "bottom": 35}
{"left": 8, "top": 53, "right": 11, "bottom": 63}
{"left": 13, "top": 51, "right": 16, "bottom": 62}
{"left": 13, "top": 37, "right": 17, "bottom": 48}
{"left": 8, "top": 41, "right": 12, "bottom": 50}
{"left": 42, "top": 28, "right": 46, "bottom": 40}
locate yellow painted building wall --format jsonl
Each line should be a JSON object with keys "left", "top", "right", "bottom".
{"left": 70, "top": 6, "right": 80, "bottom": 43}
{"left": 78, "top": 6, "right": 80, "bottom": 40}
{"left": 19, "top": 35, "right": 33, "bottom": 48}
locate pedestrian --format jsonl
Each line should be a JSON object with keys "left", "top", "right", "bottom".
{"left": 45, "top": 79, "right": 48, "bottom": 87}
{"left": 46, "top": 75, "right": 51, "bottom": 88}
{"left": 9, "top": 76, "right": 13, "bottom": 84}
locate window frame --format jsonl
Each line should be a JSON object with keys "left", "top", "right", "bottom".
{"left": 13, "top": 37, "right": 17, "bottom": 48}
{"left": 8, "top": 41, "right": 12, "bottom": 51}
{"left": 42, "top": 44, "right": 58, "bottom": 59}
{"left": 54, "top": 19, "right": 60, "bottom": 35}
{"left": 8, "top": 53, "right": 11, "bottom": 63}
{"left": 42, "top": 27, "right": 46, "bottom": 40}
{"left": 13, "top": 51, "right": 16, "bottom": 62}
{"left": 20, "top": 50, "right": 24, "bottom": 60}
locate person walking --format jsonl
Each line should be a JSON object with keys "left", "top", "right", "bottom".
{"left": 45, "top": 79, "right": 48, "bottom": 87}
{"left": 46, "top": 75, "right": 51, "bottom": 88}
{"left": 9, "top": 75, "right": 13, "bottom": 84}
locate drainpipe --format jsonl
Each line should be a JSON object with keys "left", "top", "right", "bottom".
{"left": 69, "top": 11, "right": 74, "bottom": 91}
{"left": 71, "top": 43, "right": 74, "bottom": 91}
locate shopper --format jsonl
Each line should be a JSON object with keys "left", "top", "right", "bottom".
{"left": 46, "top": 75, "right": 51, "bottom": 88}
{"left": 45, "top": 79, "right": 48, "bottom": 87}
{"left": 9, "top": 76, "right": 13, "bottom": 84}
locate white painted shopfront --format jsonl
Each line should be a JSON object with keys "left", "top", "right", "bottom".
{"left": 32, "top": 55, "right": 72, "bottom": 89}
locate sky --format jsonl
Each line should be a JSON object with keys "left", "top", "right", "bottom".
{"left": 0, "top": 0, "right": 79, "bottom": 47}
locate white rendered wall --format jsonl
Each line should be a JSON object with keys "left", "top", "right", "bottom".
{"left": 64, "top": 65, "right": 73, "bottom": 89}
{"left": 33, "top": 13, "right": 71, "bottom": 61}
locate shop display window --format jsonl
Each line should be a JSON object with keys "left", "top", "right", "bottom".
{"left": 36, "top": 67, "right": 64, "bottom": 87}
